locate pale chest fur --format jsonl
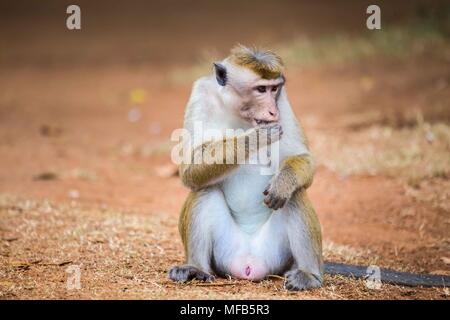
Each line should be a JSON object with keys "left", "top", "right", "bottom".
{"left": 220, "top": 146, "right": 280, "bottom": 233}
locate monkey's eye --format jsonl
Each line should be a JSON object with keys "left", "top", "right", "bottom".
{"left": 271, "top": 85, "right": 278, "bottom": 92}
{"left": 256, "top": 86, "right": 266, "bottom": 93}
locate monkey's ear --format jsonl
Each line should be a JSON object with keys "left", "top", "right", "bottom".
{"left": 213, "top": 62, "right": 227, "bottom": 86}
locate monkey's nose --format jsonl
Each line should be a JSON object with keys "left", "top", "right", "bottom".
{"left": 267, "top": 110, "right": 279, "bottom": 121}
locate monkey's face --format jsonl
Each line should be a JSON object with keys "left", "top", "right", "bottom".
{"left": 241, "top": 78, "right": 284, "bottom": 126}
{"left": 214, "top": 61, "right": 285, "bottom": 127}
{"left": 234, "top": 76, "right": 284, "bottom": 127}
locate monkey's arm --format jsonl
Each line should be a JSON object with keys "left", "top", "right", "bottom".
{"left": 180, "top": 127, "right": 268, "bottom": 190}
{"left": 181, "top": 124, "right": 282, "bottom": 190}
{"left": 179, "top": 136, "right": 239, "bottom": 190}
{"left": 263, "top": 154, "right": 314, "bottom": 210}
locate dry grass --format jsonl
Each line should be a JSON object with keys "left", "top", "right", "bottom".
{"left": 280, "top": 20, "right": 448, "bottom": 67}
{"left": 0, "top": 195, "right": 447, "bottom": 300}
{"left": 404, "top": 179, "right": 450, "bottom": 213}
{"left": 311, "top": 121, "right": 450, "bottom": 185}
{"left": 323, "top": 242, "right": 379, "bottom": 267}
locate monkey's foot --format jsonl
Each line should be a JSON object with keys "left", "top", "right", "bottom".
{"left": 168, "top": 265, "right": 215, "bottom": 283}
{"left": 283, "top": 269, "right": 322, "bottom": 291}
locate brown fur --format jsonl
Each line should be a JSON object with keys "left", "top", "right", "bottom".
{"left": 179, "top": 191, "right": 198, "bottom": 258}
{"left": 180, "top": 137, "right": 240, "bottom": 190}
{"left": 272, "top": 152, "right": 321, "bottom": 267}
{"left": 229, "top": 45, "right": 284, "bottom": 79}
{"left": 263, "top": 153, "right": 314, "bottom": 210}
{"left": 295, "top": 190, "right": 323, "bottom": 270}
{"left": 282, "top": 154, "right": 314, "bottom": 190}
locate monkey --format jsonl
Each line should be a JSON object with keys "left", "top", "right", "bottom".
{"left": 169, "top": 44, "right": 321, "bottom": 291}
{"left": 168, "top": 45, "right": 450, "bottom": 290}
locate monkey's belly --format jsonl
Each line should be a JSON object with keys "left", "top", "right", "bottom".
{"left": 211, "top": 196, "right": 291, "bottom": 281}
{"left": 221, "top": 165, "right": 273, "bottom": 230}
{"left": 215, "top": 166, "right": 290, "bottom": 280}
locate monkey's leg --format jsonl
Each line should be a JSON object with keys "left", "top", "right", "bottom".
{"left": 168, "top": 188, "right": 230, "bottom": 283}
{"left": 283, "top": 191, "right": 323, "bottom": 291}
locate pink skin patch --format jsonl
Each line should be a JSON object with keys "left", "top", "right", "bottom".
{"left": 245, "top": 265, "right": 251, "bottom": 276}
{"left": 230, "top": 255, "right": 268, "bottom": 281}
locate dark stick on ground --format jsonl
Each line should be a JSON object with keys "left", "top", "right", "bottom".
{"left": 325, "top": 262, "right": 450, "bottom": 287}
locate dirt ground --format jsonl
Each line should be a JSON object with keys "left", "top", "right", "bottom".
{"left": 0, "top": 1, "right": 449, "bottom": 299}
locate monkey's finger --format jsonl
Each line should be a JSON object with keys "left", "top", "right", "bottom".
{"left": 268, "top": 197, "right": 279, "bottom": 210}
{"left": 263, "top": 196, "right": 271, "bottom": 206}
{"left": 169, "top": 266, "right": 194, "bottom": 282}
{"left": 268, "top": 195, "right": 280, "bottom": 209}
{"left": 195, "top": 272, "right": 215, "bottom": 282}
{"left": 273, "top": 197, "right": 285, "bottom": 210}
{"left": 276, "top": 198, "right": 287, "bottom": 210}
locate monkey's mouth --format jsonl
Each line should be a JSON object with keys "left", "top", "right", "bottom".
{"left": 253, "top": 119, "right": 276, "bottom": 126}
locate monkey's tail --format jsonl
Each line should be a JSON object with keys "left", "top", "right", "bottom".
{"left": 324, "top": 262, "right": 450, "bottom": 287}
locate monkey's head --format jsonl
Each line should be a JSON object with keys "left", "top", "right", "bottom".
{"left": 213, "top": 45, "right": 285, "bottom": 127}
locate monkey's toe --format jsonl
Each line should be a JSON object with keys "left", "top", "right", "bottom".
{"left": 283, "top": 270, "right": 322, "bottom": 291}
{"left": 168, "top": 265, "right": 215, "bottom": 283}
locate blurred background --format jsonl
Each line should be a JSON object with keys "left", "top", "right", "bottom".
{"left": 1, "top": 0, "right": 448, "bottom": 66}
{"left": 0, "top": 0, "right": 449, "bottom": 299}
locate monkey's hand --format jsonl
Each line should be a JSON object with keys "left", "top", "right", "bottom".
{"left": 263, "top": 154, "right": 314, "bottom": 210}
{"left": 250, "top": 123, "right": 283, "bottom": 150}
{"left": 263, "top": 169, "right": 297, "bottom": 210}
{"left": 242, "top": 123, "right": 282, "bottom": 155}
{"left": 257, "top": 123, "right": 283, "bottom": 146}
